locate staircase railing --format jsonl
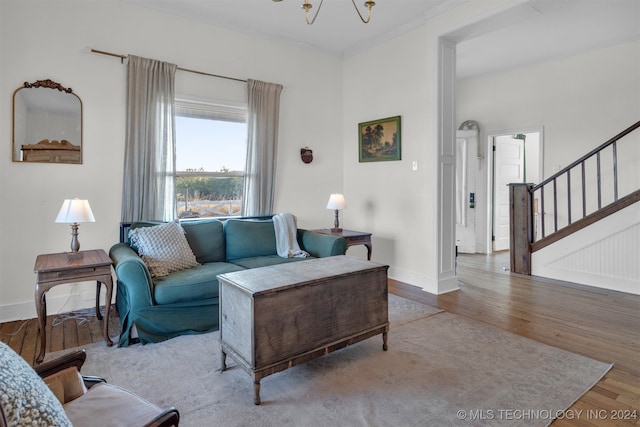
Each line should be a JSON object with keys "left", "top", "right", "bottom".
{"left": 509, "top": 120, "right": 640, "bottom": 274}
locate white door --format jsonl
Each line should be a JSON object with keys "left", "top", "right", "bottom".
{"left": 493, "top": 136, "right": 525, "bottom": 251}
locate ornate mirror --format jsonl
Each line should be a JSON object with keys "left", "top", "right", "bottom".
{"left": 12, "top": 79, "right": 82, "bottom": 164}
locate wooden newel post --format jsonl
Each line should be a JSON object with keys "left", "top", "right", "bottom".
{"left": 509, "top": 183, "right": 534, "bottom": 274}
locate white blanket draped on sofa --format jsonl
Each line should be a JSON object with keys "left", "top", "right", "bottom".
{"left": 273, "top": 213, "right": 309, "bottom": 258}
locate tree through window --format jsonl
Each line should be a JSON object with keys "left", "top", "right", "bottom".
{"left": 175, "top": 99, "right": 247, "bottom": 218}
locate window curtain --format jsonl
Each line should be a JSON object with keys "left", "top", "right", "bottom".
{"left": 242, "top": 79, "right": 283, "bottom": 216}
{"left": 121, "top": 55, "right": 177, "bottom": 222}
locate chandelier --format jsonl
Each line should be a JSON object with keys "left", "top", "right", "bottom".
{"left": 273, "top": 0, "right": 376, "bottom": 25}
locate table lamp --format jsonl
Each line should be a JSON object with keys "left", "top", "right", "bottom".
{"left": 55, "top": 198, "right": 95, "bottom": 256}
{"left": 326, "top": 193, "right": 346, "bottom": 232}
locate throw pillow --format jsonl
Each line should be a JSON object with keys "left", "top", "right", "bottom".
{"left": 0, "top": 341, "right": 72, "bottom": 427}
{"left": 128, "top": 220, "right": 200, "bottom": 277}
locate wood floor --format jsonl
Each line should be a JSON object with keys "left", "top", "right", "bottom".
{"left": 392, "top": 253, "right": 640, "bottom": 426}
{"left": 1, "top": 252, "right": 638, "bottom": 426}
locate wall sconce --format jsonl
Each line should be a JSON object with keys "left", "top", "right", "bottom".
{"left": 326, "top": 193, "right": 346, "bottom": 232}
{"left": 301, "top": 147, "right": 313, "bottom": 164}
{"left": 55, "top": 198, "right": 95, "bottom": 256}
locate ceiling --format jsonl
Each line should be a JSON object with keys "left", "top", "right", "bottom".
{"left": 128, "top": 0, "right": 640, "bottom": 79}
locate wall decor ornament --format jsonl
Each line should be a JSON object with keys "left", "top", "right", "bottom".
{"left": 300, "top": 147, "right": 313, "bottom": 164}
{"left": 358, "top": 116, "right": 401, "bottom": 162}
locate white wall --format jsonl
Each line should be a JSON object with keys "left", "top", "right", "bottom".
{"left": 342, "top": 1, "right": 520, "bottom": 293}
{"left": 341, "top": 4, "right": 639, "bottom": 293}
{"left": 458, "top": 40, "right": 640, "bottom": 168}
{"left": 342, "top": 26, "right": 438, "bottom": 290}
{"left": 457, "top": 40, "right": 640, "bottom": 256}
{"left": 0, "top": 0, "right": 343, "bottom": 321}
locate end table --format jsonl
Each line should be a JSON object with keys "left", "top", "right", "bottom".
{"left": 34, "top": 249, "right": 114, "bottom": 363}
{"left": 313, "top": 229, "right": 372, "bottom": 260}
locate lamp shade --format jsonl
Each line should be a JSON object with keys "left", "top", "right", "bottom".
{"left": 55, "top": 199, "right": 95, "bottom": 223}
{"left": 326, "top": 193, "right": 346, "bottom": 210}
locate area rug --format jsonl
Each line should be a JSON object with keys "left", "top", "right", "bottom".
{"left": 54, "top": 295, "right": 612, "bottom": 427}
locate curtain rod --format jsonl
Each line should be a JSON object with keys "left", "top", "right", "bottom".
{"left": 90, "top": 48, "right": 247, "bottom": 83}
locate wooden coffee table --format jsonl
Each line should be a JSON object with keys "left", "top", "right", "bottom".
{"left": 218, "top": 255, "right": 389, "bottom": 404}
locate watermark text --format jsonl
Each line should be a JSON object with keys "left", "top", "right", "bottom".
{"left": 456, "top": 408, "right": 638, "bottom": 422}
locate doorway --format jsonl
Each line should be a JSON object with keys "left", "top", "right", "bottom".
{"left": 453, "top": 129, "right": 542, "bottom": 255}
{"left": 487, "top": 129, "right": 543, "bottom": 253}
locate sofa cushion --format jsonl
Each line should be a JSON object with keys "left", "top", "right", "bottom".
{"left": 229, "top": 255, "right": 313, "bottom": 269}
{"left": 181, "top": 219, "right": 226, "bottom": 263}
{"left": 224, "top": 219, "right": 277, "bottom": 260}
{"left": 153, "top": 262, "right": 245, "bottom": 305}
{"left": 128, "top": 220, "right": 199, "bottom": 278}
{"left": 0, "top": 341, "right": 72, "bottom": 427}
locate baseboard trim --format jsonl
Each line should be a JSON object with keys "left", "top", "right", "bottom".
{"left": 0, "top": 288, "right": 101, "bottom": 323}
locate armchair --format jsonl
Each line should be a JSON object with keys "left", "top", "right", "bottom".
{"left": 0, "top": 342, "right": 179, "bottom": 427}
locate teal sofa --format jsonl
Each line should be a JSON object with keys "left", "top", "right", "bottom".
{"left": 109, "top": 217, "right": 347, "bottom": 347}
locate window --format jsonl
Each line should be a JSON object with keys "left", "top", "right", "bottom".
{"left": 175, "top": 98, "right": 247, "bottom": 218}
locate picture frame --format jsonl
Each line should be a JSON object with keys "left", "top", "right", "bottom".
{"left": 358, "top": 116, "right": 401, "bottom": 162}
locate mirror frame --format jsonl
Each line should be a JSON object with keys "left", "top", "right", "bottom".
{"left": 12, "top": 79, "right": 83, "bottom": 164}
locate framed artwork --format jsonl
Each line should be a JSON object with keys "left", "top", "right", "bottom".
{"left": 358, "top": 116, "right": 401, "bottom": 162}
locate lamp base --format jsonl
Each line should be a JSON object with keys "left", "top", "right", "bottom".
{"left": 331, "top": 209, "right": 342, "bottom": 234}
{"left": 69, "top": 223, "right": 81, "bottom": 252}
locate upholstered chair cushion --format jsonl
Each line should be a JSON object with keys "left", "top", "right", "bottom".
{"left": 63, "top": 382, "right": 166, "bottom": 427}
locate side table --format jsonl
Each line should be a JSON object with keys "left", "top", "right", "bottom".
{"left": 34, "top": 249, "right": 114, "bottom": 363}
{"left": 313, "top": 229, "right": 372, "bottom": 260}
